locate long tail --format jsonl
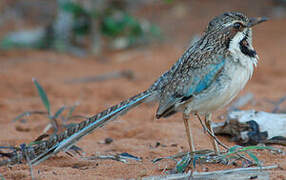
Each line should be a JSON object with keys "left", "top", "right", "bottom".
{"left": 1, "top": 89, "right": 156, "bottom": 166}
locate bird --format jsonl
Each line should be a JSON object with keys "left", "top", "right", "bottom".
{"left": 155, "top": 12, "right": 268, "bottom": 153}
{"left": 1, "top": 12, "right": 268, "bottom": 166}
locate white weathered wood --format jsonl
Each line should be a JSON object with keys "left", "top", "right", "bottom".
{"left": 213, "top": 110, "right": 286, "bottom": 144}
{"left": 227, "top": 110, "right": 286, "bottom": 139}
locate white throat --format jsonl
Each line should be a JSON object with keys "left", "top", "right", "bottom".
{"left": 228, "top": 28, "right": 258, "bottom": 81}
{"left": 228, "top": 29, "right": 258, "bottom": 67}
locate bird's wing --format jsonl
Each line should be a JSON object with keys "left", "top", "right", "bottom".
{"left": 156, "top": 55, "right": 226, "bottom": 118}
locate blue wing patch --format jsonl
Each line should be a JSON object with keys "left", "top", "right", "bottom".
{"left": 186, "top": 57, "right": 225, "bottom": 96}
{"left": 156, "top": 56, "right": 225, "bottom": 118}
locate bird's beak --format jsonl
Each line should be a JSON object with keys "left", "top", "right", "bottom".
{"left": 247, "top": 17, "right": 268, "bottom": 27}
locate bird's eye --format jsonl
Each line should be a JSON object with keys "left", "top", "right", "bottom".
{"left": 233, "top": 22, "right": 243, "bottom": 31}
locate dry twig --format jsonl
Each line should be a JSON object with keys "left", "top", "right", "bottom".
{"left": 143, "top": 165, "right": 277, "bottom": 180}
{"left": 64, "top": 70, "right": 134, "bottom": 84}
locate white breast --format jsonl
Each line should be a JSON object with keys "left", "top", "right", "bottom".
{"left": 220, "top": 28, "right": 257, "bottom": 107}
{"left": 207, "top": 29, "right": 258, "bottom": 111}
{"left": 189, "top": 48, "right": 256, "bottom": 114}
{"left": 219, "top": 60, "right": 254, "bottom": 107}
{"left": 187, "top": 29, "right": 258, "bottom": 114}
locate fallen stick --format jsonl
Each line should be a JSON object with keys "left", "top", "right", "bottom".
{"left": 143, "top": 165, "right": 277, "bottom": 180}
{"left": 82, "top": 152, "right": 142, "bottom": 163}
{"left": 64, "top": 70, "right": 134, "bottom": 84}
{"left": 213, "top": 109, "right": 286, "bottom": 145}
{"left": 193, "top": 164, "right": 277, "bottom": 175}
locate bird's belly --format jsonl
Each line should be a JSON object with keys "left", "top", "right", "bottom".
{"left": 188, "top": 63, "right": 252, "bottom": 114}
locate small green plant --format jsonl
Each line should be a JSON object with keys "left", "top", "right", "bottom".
{"left": 221, "top": 145, "right": 279, "bottom": 167}
{"left": 59, "top": 1, "right": 91, "bottom": 36}
{"left": 0, "top": 174, "right": 5, "bottom": 180}
{"left": 13, "top": 78, "right": 83, "bottom": 133}
{"left": 0, "top": 1, "right": 162, "bottom": 52}
{"left": 100, "top": 10, "right": 161, "bottom": 49}
{"left": 12, "top": 78, "right": 85, "bottom": 155}
{"left": 164, "top": 0, "right": 174, "bottom": 3}
{"left": 154, "top": 145, "right": 281, "bottom": 173}
{"left": 175, "top": 150, "right": 215, "bottom": 173}
{"left": 176, "top": 153, "right": 191, "bottom": 173}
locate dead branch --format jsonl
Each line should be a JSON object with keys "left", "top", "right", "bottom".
{"left": 64, "top": 70, "right": 134, "bottom": 84}
{"left": 82, "top": 152, "right": 142, "bottom": 163}
{"left": 143, "top": 165, "right": 277, "bottom": 180}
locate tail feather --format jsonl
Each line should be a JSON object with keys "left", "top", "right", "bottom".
{"left": 32, "top": 90, "right": 154, "bottom": 165}
{"left": 1, "top": 90, "right": 155, "bottom": 166}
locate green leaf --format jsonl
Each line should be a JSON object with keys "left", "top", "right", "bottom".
{"left": 176, "top": 153, "right": 191, "bottom": 173}
{"left": 229, "top": 145, "right": 242, "bottom": 153}
{"left": 59, "top": 2, "right": 87, "bottom": 16}
{"left": 149, "top": 25, "right": 161, "bottom": 37}
{"left": 246, "top": 151, "right": 261, "bottom": 167}
{"left": 32, "top": 78, "right": 51, "bottom": 115}
{"left": 238, "top": 146, "right": 276, "bottom": 152}
{"left": 0, "top": 37, "right": 15, "bottom": 49}
{"left": 28, "top": 140, "right": 43, "bottom": 146}
{"left": 101, "top": 12, "right": 143, "bottom": 38}
{"left": 222, "top": 145, "right": 279, "bottom": 162}
{"left": 227, "top": 155, "right": 239, "bottom": 160}
{"left": 164, "top": 0, "right": 174, "bottom": 3}
{"left": 53, "top": 106, "right": 66, "bottom": 119}
{"left": 12, "top": 112, "right": 30, "bottom": 122}
{"left": 0, "top": 174, "right": 5, "bottom": 180}
{"left": 192, "top": 155, "right": 200, "bottom": 169}
{"left": 222, "top": 150, "right": 238, "bottom": 158}
{"left": 101, "top": 16, "right": 125, "bottom": 37}
{"left": 66, "top": 103, "right": 78, "bottom": 120}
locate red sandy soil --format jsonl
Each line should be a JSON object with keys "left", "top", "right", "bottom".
{"left": 1, "top": 0, "right": 286, "bottom": 179}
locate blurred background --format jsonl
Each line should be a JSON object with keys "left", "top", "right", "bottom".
{"left": 0, "top": 0, "right": 285, "bottom": 55}
{"left": 1, "top": 0, "right": 286, "bottom": 179}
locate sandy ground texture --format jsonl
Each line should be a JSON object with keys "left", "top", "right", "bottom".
{"left": 1, "top": 0, "right": 286, "bottom": 179}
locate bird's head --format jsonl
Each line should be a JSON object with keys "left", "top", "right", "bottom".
{"left": 204, "top": 12, "right": 268, "bottom": 61}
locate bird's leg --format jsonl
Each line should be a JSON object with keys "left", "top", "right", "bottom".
{"left": 205, "top": 113, "right": 219, "bottom": 154}
{"left": 183, "top": 109, "right": 195, "bottom": 152}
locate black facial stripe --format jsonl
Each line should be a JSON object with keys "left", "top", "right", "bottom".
{"left": 226, "top": 38, "right": 230, "bottom": 49}
{"left": 239, "top": 37, "right": 256, "bottom": 58}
